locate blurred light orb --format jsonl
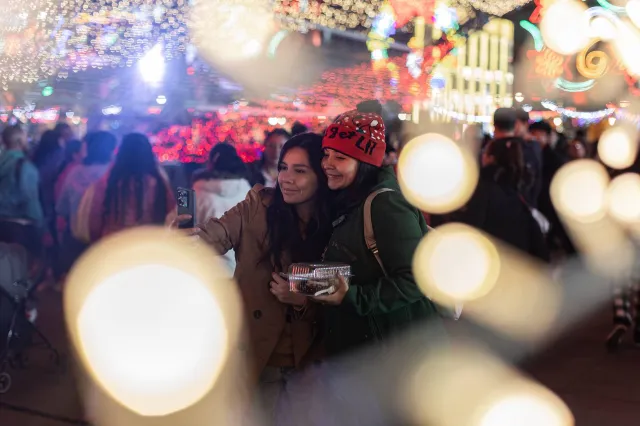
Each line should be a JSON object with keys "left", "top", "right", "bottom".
{"left": 589, "top": 16, "right": 617, "bottom": 41}
{"left": 189, "top": 0, "right": 274, "bottom": 63}
{"left": 139, "top": 43, "right": 165, "bottom": 85}
{"left": 614, "top": 21, "right": 640, "bottom": 75}
{"left": 65, "top": 228, "right": 241, "bottom": 417}
{"left": 480, "top": 391, "right": 574, "bottom": 426}
{"left": 551, "top": 160, "right": 609, "bottom": 223}
{"left": 78, "top": 265, "right": 227, "bottom": 416}
{"left": 607, "top": 173, "right": 640, "bottom": 224}
{"left": 626, "top": 0, "right": 640, "bottom": 29}
{"left": 398, "top": 133, "right": 478, "bottom": 214}
{"left": 414, "top": 223, "right": 500, "bottom": 302}
{"left": 540, "top": 0, "right": 590, "bottom": 55}
{"left": 597, "top": 126, "right": 638, "bottom": 170}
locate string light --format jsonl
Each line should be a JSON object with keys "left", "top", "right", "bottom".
{"left": 0, "top": 1, "right": 57, "bottom": 88}
{"left": 541, "top": 100, "right": 615, "bottom": 120}
{"left": 39, "top": 0, "right": 189, "bottom": 73}
{"left": 273, "top": 0, "right": 386, "bottom": 32}
{"left": 454, "top": 0, "right": 531, "bottom": 17}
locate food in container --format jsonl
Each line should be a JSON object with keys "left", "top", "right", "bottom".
{"left": 282, "top": 263, "right": 352, "bottom": 296}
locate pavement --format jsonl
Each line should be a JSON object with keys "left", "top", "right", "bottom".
{"left": 1, "top": 289, "right": 639, "bottom": 426}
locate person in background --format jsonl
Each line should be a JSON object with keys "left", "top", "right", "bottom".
{"left": 248, "top": 129, "right": 291, "bottom": 187}
{"left": 0, "top": 126, "right": 44, "bottom": 257}
{"left": 291, "top": 122, "right": 308, "bottom": 136}
{"left": 435, "top": 114, "right": 549, "bottom": 261}
{"left": 529, "top": 121, "right": 574, "bottom": 257}
{"left": 84, "top": 133, "right": 175, "bottom": 242}
{"left": 317, "top": 100, "right": 445, "bottom": 358}
{"left": 54, "top": 139, "right": 85, "bottom": 204}
{"left": 54, "top": 122, "right": 76, "bottom": 145}
{"left": 495, "top": 108, "right": 542, "bottom": 208}
{"left": 32, "top": 130, "right": 65, "bottom": 231}
{"left": 383, "top": 143, "right": 398, "bottom": 167}
{"left": 190, "top": 143, "right": 251, "bottom": 273}
{"left": 56, "top": 131, "right": 116, "bottom": 273}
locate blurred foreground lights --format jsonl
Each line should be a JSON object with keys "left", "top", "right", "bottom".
{"left": 414, "top": 223, "right": 500, "bottom": 302}
{"left": 479, "top": 388, "right": 574, "bottom": 426}
{"left": 627, "top": 0, "right": 640, "bottom": 34}
{"left": 614, "top": 21, "right": 640, "bottom": 76}
{"left": 597, "top": 126, "right": 638, "bottom": 170}
{"left": 404, "top": 345, "right": 574, "bottom": 426}
{"left": 607, "top": 173, "right": 640, "bottom": 225}
{"left": 139, "top": 43, "right": 165, "bottom": 85}
{"left": 189, "top": 0, "right": 274, "bottom": 63}
{"left": 551, "top": 160, "right": 609, "bottom": 223}
{"left": 414, "top": 224, "right": 559, "bottom": 341}
{"left": 540, "top": 0, "right": 589, "bottom": 55}
{"left": 398, "top": 133, "right": 478, "bottom": 214}
{"left": 64, "top": 228, "right": 242, "bottom": 417}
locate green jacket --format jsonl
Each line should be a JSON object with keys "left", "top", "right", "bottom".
{"left": 322, "top": 167, "right": 444, "bottom": 356}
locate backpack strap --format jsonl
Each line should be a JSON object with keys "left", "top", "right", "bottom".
{"left": 364, "top": 188, "right": 394, "bottom": 276}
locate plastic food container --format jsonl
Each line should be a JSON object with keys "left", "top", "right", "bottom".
{"left": 283, "top": 263, "right": 352, "bottom": 296}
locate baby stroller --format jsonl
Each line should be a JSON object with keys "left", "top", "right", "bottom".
{"left": 0, "top": 239, "right": 60, "bottom": 394}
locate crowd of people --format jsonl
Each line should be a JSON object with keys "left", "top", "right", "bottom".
{"left": 0, "top": 100, "right": 638, "bottom": 424}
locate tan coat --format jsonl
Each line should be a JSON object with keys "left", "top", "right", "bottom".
{"left": 198, "top": 185, "right": 320, "bottom": 379}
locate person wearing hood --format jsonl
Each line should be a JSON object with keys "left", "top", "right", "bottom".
{"left": 314, "top": 101, "right": 445, "bottom": 357}
{"left": 0, "top": 125, "right": 44, "bottom": 256}
{"left": 191, "top": 143, "right": 252, "bottom": 273}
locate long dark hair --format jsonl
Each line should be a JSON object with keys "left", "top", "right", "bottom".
{"left": 103, "top": 133, "right": 167, "bottom": 225}
{"left": 265, "top": 133, "right": 333, "bottom": 270}
{"left": 32, "top": 130, "right": 62, "bottom": 167}
{"left": 484, "top": 138, "right": 525, "bottom": 190}
{"left": 192, "top": 143, "right": 249, "bottom": 183}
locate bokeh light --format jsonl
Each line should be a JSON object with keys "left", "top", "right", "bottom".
{"left": 414, "top": 223, "right": 500, "bottom": 303}
{"left": 78, "top": 264, "right": 226, "bottom": 416}
{"left": 626, "top": 0, "right": 640, "bottom": 32}
{"left": 398, "top": 133, "right": 478, "bottom": 214}
{"left": 479, "top": 390, "right": 574, "bottom": 426}
{"left": 189, "top": 0, "right": 275, "bottom": 63}
{"left": 597, "top": 126, "right": 638, "bottom": 170}
{"left": 550, "top": 160, "right": 610, "bottom": 223}
{"left": 65, "top": 227, "right": 243, "bottom": 417}
{"left": 403, "top": 345, "right": 574, "bottom": 426}
{"left": 613, "top": 20, "right": 640, "bottom": 76}
{"left": 607, "top": 173, "right": 640, "bottom": 225}
{"left": 540, "top": 0, "right": 589, "bottom": 55}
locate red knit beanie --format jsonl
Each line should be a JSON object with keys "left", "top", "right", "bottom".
{"left": 322, "top": 100, "right": 387, "bottom": 167}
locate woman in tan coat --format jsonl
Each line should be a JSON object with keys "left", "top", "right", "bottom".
{"left": 171, "top": 133, "right": 333, "bottom": 422}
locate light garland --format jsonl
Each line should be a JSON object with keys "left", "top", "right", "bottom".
{"left": 273, "top": 0, "right": 386, "bottom": 32}
{"left": 40, "top": 0, "right": 189, "bottom": 73}
{"left": 541, "top": 100, "right": 615, "bottom": 120}
{"left": 0, "top": 1, "right": 57, "bottom": 88}
{"left": 452, "top": 0, "right": 532, "bottom": 17}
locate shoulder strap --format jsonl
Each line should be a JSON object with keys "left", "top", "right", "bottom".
{"left": 364, "top": 188, "right": 394, "bottom": 276}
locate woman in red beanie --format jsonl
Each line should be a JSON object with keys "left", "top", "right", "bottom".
{"left": 314, "top": 100, "right": 445, "bottom": 356}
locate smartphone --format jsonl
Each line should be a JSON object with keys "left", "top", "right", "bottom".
{"left": 177, "top": 187, "right": 196, "bottom": 229}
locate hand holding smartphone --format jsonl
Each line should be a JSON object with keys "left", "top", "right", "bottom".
{"left": 177, "top": 187, "right": 196, "bottom": 229}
